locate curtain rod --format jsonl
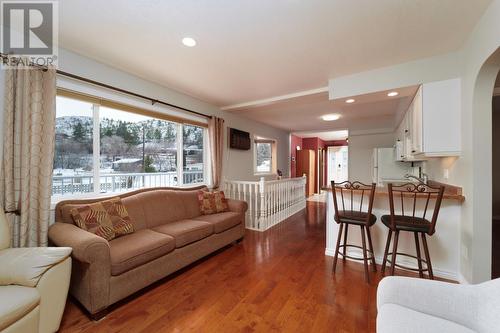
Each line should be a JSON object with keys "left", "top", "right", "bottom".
{"left": 0, "top": 53, "right": 211, "bottom": 119}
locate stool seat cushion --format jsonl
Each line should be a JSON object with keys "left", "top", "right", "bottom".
{"left": 335, "top": 211, "right": 377, "bottom": 226}
{"left": 381, "top": 215, "right": 431, "bottom": 233}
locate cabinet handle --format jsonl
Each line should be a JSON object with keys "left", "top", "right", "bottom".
{"left": 411, "top": 150, "right": 416, "bottom": 153}
{"left": 405, "top": 130, "right": 408, "bottom": 133}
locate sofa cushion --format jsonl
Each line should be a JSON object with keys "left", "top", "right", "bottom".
{"left": 70, "top": 198, "right": 134, "bottom": 241}
{"left": 377, "top": 304, "right": 475, "bottom": 333}
{"left": 101, "top": 198, "right": 135, "bottom": 236}
{"left": 0, "top": 285, "right": 40, "bottom": 331}
{"left": 109, "top": 229, "right": 175, "bottom": 275}
{"left": 194, "top": 212, "right": 243, "bottom": 233}
{"left": 152, "top": 220, "right": 213, "bottom": 248}
{"left": 198, "top": 190, "right": 229, "bottom": 215}
{"left": 70, "top": 202, "right": 115, "bottom": 240}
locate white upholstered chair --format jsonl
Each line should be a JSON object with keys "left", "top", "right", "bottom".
{"left": 0, "top": 210, "right": 72, "bottom": 333}
{"left": 377, "top": 276, "right": 500, "bottom": 333}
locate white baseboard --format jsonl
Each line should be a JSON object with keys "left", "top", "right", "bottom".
{"left": 456, "top": 272, "right": 470, "bottom": 284}
{"left": 325, "top": 247, "right": 459, "bottom": 282}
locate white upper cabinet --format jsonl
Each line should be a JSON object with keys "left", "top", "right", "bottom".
{"left": 419, "top": 78, "right": 461, "bottom": 156}
{"left": 411, "top": 86, "right": 423, "bottom": 154}
{"left": 395, "top": 78, "right": 461, "bottom": 159}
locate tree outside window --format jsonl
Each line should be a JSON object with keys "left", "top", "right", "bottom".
{"left": 255, "top": 139, "right": 276, "bottom": 174}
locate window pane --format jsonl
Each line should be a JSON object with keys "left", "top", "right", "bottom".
{"left": 53, "top": 96, "right": 94, "bottom": 196}
{"left": 183, "top": 124, "right": 204, "bottom": 184}
{"left": 256, "top": 142, "right": 272, "bottom": 173}
{"left": 99, "top": 106, "right": 178, "bottom": 192}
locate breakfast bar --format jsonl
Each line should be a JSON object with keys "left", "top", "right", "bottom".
{"left": 323, "top": 182, "right": 464, "bottom": 281}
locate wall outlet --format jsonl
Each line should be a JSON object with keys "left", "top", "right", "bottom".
{"left": 443, "top": 168, "right": 449, "bottom": 180}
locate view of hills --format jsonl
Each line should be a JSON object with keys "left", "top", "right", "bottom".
{"left": 54, "top": 116, "right": 203, "bottom": 173}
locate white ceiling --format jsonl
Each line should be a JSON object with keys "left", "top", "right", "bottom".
{"left": 293, "top": 130, "right": 349, "bottom": 141}
{"left": 229, "top": 85, "right": 419, "bottom": 132}
{"left": 59, "top": 0, "right": 491, "bottom": 107}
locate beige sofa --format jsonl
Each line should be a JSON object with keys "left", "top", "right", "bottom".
{"left": 0, "top": 211, "right": 72, "bottom": 333}
{"left": 48, "top": 186, "right": 247, "bottom": 319}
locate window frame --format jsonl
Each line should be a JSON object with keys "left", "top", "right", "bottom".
{"left": 253, "top": 138, "right": 277, "bottom": 176}
{"left": 52, "top": 91, "right": 208, "bottom": 202}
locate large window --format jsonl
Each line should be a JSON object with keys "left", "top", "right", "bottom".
{"left": 53, "top": 94, "right": 206, "bottom": 198}
{"left": 254, "top": 139, "right": 276, "bottom": 175}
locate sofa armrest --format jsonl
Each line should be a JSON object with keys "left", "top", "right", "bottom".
{"left": 0, "top": 247, "right": 71, "bottom": 287}
{"left": 49, "top": 222, "right": 111, "bottom": 314}
{"left": 227, "top": 199, "right": 248, "bottom": 213}
{"left": 48, "top": 222, "right": 110, "bottom": 264}
{"left": 377, "top": 276, "right": 477, "bottom": 330}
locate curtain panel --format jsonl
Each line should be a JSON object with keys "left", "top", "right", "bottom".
{"left": 208, "top": 116, "right": 224, "bottom": 188}
{"left": 0, "top": 67, "right": 57, "bottom": 247}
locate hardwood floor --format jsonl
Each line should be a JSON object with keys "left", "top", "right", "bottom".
{"left": 59, "top": 202, "right": 418, "bottom": 333}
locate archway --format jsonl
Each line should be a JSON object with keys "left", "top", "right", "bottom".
{"left": 492, "top": 70, "right": 500, "bottom": 278}
{"left": 471, "top": 47, "right": 500, "bottom": 281}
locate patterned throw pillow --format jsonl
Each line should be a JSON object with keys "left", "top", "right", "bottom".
{"left": 100, "top": 198, "right": 135, "bottom": 236}
{"left": 198, "top": 190, "right": 229, "bottom": 215}
{"left": 70, "top": 198, "right": 134, "bottom": 241}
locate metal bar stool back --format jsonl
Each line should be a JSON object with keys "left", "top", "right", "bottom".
{"left": 331, "top": 180, "right": 377, "bottom": 283}
{"left": 381, "top": 182, "right": 445, "bottom": 279}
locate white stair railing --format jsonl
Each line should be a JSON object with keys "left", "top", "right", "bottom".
{"left": 222, "top": 176, "right": 307, "bottom": 231}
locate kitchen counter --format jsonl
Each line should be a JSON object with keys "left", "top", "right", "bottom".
{"left": 321, "top": 180, "right": 464, "bottom": 203}
{"left": 324, "top": 180, "right": 463, "bottom": 280}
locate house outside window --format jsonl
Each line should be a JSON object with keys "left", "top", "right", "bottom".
{"left": 254, "top": 138, "right": 277, "bottom": 175}
{"left": 52, "top": 93, "right": 207, "bottom": 199}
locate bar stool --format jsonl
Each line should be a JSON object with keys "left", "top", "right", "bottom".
{"left": 381, "top": 182, "right": 445, "bottom": 279}
{"left": 331, "top": 180, "right": 377, "bottom": 283}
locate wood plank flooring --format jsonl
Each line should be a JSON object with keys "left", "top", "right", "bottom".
{"left": 59, "top": 202, "right": 420, "bottom": 333}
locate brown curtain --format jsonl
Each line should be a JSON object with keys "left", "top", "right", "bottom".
{"left": 0, "top": 67, "right": 57, "bottom": 247}
{"left": 208, "top": 116, "right": 224, "bottom": 188}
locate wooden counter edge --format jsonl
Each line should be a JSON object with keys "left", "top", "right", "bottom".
{"left": 321, "top": 183, "right": 465, "bottom": 203}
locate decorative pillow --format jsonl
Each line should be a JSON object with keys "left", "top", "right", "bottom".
{"left": 100, "top": 198, "right": 135, "bottom": 236}
{"left": 198, "top": 190, "right": 229, "bottom": 215}
{"left": 70, "top": 198, "right": 134, "bottom": 241}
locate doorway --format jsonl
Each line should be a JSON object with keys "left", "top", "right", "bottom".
{"left": 327, "top": 146, "right": 348, "bottom": 183}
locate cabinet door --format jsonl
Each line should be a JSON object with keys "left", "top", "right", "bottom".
{"left": 422, "top": 78, "right": 461, "bottom": 155}
{"left": 411, "top": 86, "right": 423, "bottom": 154}
{"left": 404, "top": 102, "right": 413, "bottom": 159}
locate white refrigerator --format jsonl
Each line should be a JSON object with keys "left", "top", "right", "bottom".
{"left": 372, "top": 148, "right": 411, "bottom": 186}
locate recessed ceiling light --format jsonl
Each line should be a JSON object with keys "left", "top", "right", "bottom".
{"left": 345, "top": 99, "right": 355, "bottom": 103}
{"left": 387, "top": 91, "right": 399, "bottom": 97}
{"left": 182, "top": 37, "right": 196, "bottom": 47}
{"left": 322, "top": 114, "right": 340, "bottom": 121}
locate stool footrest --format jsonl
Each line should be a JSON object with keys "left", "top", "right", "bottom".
{"left": 386, "top": 252, "right": 430, "bottom": 272}
{"left": 338, "top": 244, "right": 375, "bottom": 262}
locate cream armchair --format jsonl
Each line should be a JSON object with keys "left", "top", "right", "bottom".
{"left": 0, "top": 211, "right": 72, "bottom": 333}
{"left": 377, "top": 276, "right": 500, "bottom": 333}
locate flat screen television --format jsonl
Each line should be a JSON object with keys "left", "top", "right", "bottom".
{"left": 229, "top": 128, "right": 250, "bottom": 150}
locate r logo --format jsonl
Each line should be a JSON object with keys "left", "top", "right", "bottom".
{"left": 1, "top": 1, "right": 56, "bottom": 55}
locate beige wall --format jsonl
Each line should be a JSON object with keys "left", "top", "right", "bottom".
{"left": 348, "top": 132, "right": 395, "bottom": 183}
